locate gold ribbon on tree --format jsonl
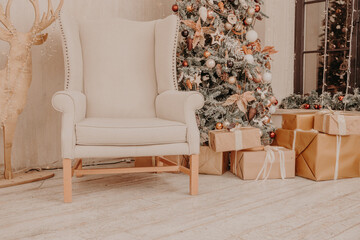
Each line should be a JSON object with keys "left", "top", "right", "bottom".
{"left": 223, "top": 91, "right": 255, "bottom": 113}
{"left": 182, "top": 18, "right": 214, "bottom": 49}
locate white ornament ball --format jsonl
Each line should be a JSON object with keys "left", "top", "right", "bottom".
{"left": 244, "top": 54, "right": 255, "bottom": 64}
{"left": 269, "top": 105, "right": 277, "bottom": 114}
{"left": 228, "top": 76, "right": 236, "bottom": 84}
{"left": 244, "top": 17, "right": 253, "bottom": 25}
{"left": 223, "top": 120, "right": 231, "bottom": 129}
{"left": 247, "top": 7, "right": 255, "bottom": 15}
{"left": 206, "top": 59, "right": 216, "bottom": 69}
{"left": 225, "top": 22, "right": 233, "bottom": 30}
{"left": 199, "top": 7, "right": 208, "bottom": 22}
{"left": 246, "top": 30, "right": 258, "bottom": 42}
{"left": 263, "top": 72, "right": 272, "bottom": 83}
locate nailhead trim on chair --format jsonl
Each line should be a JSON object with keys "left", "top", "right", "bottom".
{"left": 172, "top": 17, "right": 180, "bottom": 90}
{"left": 58, "top": 11, "right": 71, "bottom": 90}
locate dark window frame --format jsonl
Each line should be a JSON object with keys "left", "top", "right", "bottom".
{"left": 294, "top": 0, "right": 360, "bottom": 94}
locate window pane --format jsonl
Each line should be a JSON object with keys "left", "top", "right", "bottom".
{"left": 303, "top": 53, "right": 321, "bottom": 94}
{"left": 304, "top": 2, "right": 326, "bottom": 51}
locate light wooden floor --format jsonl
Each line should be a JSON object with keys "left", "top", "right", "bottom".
{"left": 1, "top": 162, "right": 360, "bottom": 240}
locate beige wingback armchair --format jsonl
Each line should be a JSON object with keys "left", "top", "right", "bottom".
{"left": 52, "top": 11, "right": 204, "bottom": 203}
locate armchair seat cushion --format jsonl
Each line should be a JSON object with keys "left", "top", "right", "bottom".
{"left": 76, "top": 118, "right": 187, "bottom": 146}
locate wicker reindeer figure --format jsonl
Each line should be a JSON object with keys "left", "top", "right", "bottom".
{"left": 0, "top": 0, "right": 63, "bottom": 179}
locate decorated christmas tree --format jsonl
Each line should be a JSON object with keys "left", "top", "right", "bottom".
{"left": 318, "top": 0, "right": 351, "bottom": 94}
{"left": 173, "top": 0, "right": 278, "bottom": 145}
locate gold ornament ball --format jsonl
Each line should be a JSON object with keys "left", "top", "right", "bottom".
{"left": 228, "top": 76, "right": 236, "bottom": 84}
{"left": 186, "top": 5, "right": 194, "bottom": 12}
{"left": 216, "top": 122, "right": 224, "bottom": 130}
{"left": 204, "top": 50, "right": 211, "bottom": 58}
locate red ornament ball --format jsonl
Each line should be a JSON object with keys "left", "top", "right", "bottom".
{"left": 338, "top": 96, "right": 344, "bottom": 101}
{"left": 172, "top": 4, "right": 179, "bottom": 12}
{"left": 182, "top": 60, "right": 189, "bottom": 67}
{"left": 304, "top": 104, "right": 310, "bottom": 109}
{"left": 314, "top": 104, "right": 322, "bottom": 110}
{"left": 270, "top": 132, "right": 276, "bottom": 139}
{"left": 255, "top": 5, "right": 261, "bottom": 12}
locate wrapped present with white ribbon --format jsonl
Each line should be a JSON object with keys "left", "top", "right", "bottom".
{"left": 314, "top": 110, "right": 360, "bottom": 135}
{"left": 209, "top": 127, "right": 262, "bottom": 153}
{"left": 274, "top": 128, "right": 360, "bottom": 181}
{"left": 199, "top": 146, "right": 228, "bottom": 175}
{"left": 230, "top": 146, "right": 295, "bottom": 180}
{"left": 282, "top": 112, "right": 315, "bottom": 130}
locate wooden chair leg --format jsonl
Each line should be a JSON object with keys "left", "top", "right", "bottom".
{"left": 190, "top": 154, "right": 199, "bottom": 196}
{"left": 155, "top": 156, "right": 163, "bottom": 173}
{"left": 75, "top": 159, "right": 83, "bottom": 178}
{"left": 63, "top": 158, "right": 72, "bottom": 203}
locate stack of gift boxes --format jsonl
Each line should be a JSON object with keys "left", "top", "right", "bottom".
{"left": 274, "top": 111, "right": 360, "bottom": 181}
{"left": 200, "top": 110, "right": 360, "bottom": 181}
{"left": 201, "top": 127, "right": 296, "bottom": 180}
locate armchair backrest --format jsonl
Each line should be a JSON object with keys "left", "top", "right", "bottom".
{"left": 59, "top": 11, "right": 179, "bottom": 118}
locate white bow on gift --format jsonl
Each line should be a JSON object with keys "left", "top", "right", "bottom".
{"left": 318, "top": 109, "right": 347, "bottom": 135}
{"left": 255, "top": 146, "right": 287, "bottom": 181}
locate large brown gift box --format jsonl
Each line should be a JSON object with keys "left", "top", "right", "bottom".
{"left": 275, "top": 128, "right": 360, "bottom": 181}
{"left": 209, "top": 127, "right": 262, "bottom": 152}
{"left": 199, "top": 146, "right": 228, "bottom": 175}
{"left": 314, "top": 111, "right": 360, "bottom": 135}
{"left": 282, "top": 113, "right": 315, "bottom": 130}
{"left": 230, "top": 146, "right": 295, "bottom": 180}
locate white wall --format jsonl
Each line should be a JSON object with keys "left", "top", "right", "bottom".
{"left": 0, "top": 0, "right": 295, "bottom": 171}
{"left": 261, "top": 0, "right": 296, "bottom": 102}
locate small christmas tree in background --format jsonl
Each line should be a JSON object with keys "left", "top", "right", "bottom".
{"left": 173, "top": 0, "right": 278, "bottom": 145}
{"left": 318, "top": 0, "right": 351, "bottom": 94}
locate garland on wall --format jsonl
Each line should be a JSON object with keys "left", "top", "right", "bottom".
{"left": 279, "top": 89, "right": 360, "bottom": 111}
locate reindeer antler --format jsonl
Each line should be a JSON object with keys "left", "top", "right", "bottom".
{"left": 30, "top": 0, "right": 64, "bottom": 34}
{"left": 0, "top": 0, "right": 16, "bottom": 41}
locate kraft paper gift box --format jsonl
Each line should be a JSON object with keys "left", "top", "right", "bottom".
{"left": 274, "top": 128, "right": 360, "bottom": 181}
{"left": 314, "top": 110, "right": 360, "bottom": 135}
{"left": 209, "top": 127, "right": 262, "bottom": 152}
{"left": 282, "top": 113, "right": 315, "bottom": 130}
{"left": 199, "top": 146, "right": 228, "bottom": 175}
{"left": 230, "top": 146, "right": 295, "bottom": 180}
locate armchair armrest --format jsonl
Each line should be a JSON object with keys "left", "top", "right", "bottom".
{"left": 156, "top": 90, "right": 204, "bottom": 155}
{"left": 52, "top": 90, "right": 86, "bottom": 159}
{"left": 52, "top": 90, "right": 86, "bottom": 122}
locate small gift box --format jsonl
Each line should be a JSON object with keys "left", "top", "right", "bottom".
{"left": 274, "top": 128, "right": 360, "bottom": 181}
{"left": 199, "top": 146, "right": 228, "bottom": 175}
{"left": 209, "top": 127, "right": 262, "bottom": 152}
{"left": 314, "top": 110, "right": 360, "bottom": 135}
{"left": 230, "top": 146, "right": 295, "bottom": 180}
{"left": 282, "top": 113, "right": 315, "bottom": 130}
